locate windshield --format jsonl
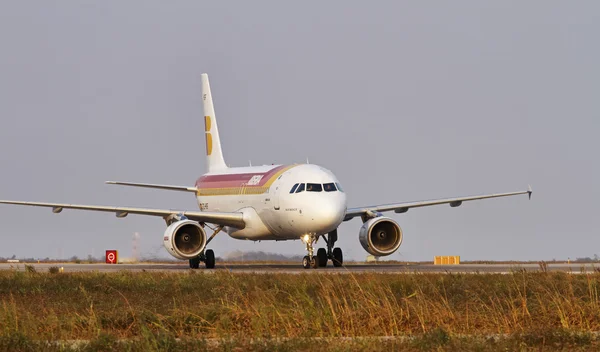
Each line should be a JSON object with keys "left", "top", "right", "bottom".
{"left": 291, "top": 182, "right": 340, "bottom": 194}
{"left": 323, "top": 183, "right": 337, "bottom": 192}
{"left": 306, "top": 183, "right": 323, "bottom": 192}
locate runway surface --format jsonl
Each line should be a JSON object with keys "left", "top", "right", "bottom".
{"left": 1, "top": 262, "right": 598, "bottom": 274}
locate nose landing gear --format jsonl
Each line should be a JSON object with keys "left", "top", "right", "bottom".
{"left": 302, "top": 255, "right": 317, "bottom": 269}
{"left": 301, "top": 234, "right": 318, "bottom": 269}
{"left": 301, "top": 229, "right": 343, "bottom": 269}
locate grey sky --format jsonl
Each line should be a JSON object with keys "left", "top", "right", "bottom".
{"left": 0, "top": 1, "right": 598, "bottom": 261}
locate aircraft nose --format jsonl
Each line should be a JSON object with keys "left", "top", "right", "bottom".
{"left": 309, "top": 195, "right": 346, "bottom": 233}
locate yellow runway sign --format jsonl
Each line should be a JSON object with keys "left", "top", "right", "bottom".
{"left": 434, "top": 256, "right": 460, "bottom": 265}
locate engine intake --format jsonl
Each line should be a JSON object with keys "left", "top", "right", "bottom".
{"left": 359, "top": 217, "right": 403, "bottom": 256}
{"left": 163, "top": 220, "right": 207, "bottom": 260}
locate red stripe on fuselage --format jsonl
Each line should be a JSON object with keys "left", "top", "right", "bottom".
{"left": 195, "top": 165, "right": 287, "bottom": 189}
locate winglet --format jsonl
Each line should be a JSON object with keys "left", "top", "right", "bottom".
{"left": 527, "top": 185, "right": 533, "bottom": 200}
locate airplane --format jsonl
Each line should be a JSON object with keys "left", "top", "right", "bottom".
{"left": 0, "top": 74, "right": 532, "bottom": 269}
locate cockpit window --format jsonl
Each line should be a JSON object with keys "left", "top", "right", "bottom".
{"left": 306, "top": 183, "right": 323, "bottom": 192}
{"left": 335, "top": 182, "right": 344, "bottom": 192}
{"left": 295, "top": 183, "right": 305, "bottom": 193}
{"left": 289, "top": 183, "right": 299, "bottom": 193}
{"left": 323, "top": 183, "right": 337, "bottom": 192}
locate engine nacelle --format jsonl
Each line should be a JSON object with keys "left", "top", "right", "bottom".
{"left": 359, "top": 217, "right": 403, "bottom": 256}
{"left": 162, "top": 220, "right": 207, "bottom": 260}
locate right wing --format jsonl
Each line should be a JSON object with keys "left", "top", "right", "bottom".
{"left": 105, "top": 181, "right": 198, "bottom": 193}
{"left": 344, "top": 186, "right": 532, "bottom": 221}
{"left": 0, "top": 200, "right": 244, "bottom": 228}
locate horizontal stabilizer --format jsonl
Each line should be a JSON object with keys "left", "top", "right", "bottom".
{"left": 106, "top": 181, "right": 198, "bottom": 193}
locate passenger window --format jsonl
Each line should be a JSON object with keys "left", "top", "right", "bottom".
{"left": 335, "top": 182, "right": 344, "bottom": 192}
{"left": 323, "top": 183, "right": 336, "bottom": 192}
{"left": 307, "top": 183, "right": 323, "bottom": 192}
{"left": 289, "top": 183, "right": 299, "bottom": 193}
{"left": 296, "top": 183, "right": 305, "bottom": 193}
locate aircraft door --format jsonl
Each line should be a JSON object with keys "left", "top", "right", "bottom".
{"left": 273, "top": 186, "right": 280, "bottom": 210}
{"left": 273, "top": 174, "right": 286, "bottom": 211}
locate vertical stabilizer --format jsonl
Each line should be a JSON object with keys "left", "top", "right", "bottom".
{"left": 201, "top": 74, "right": 227, "bottom": 172}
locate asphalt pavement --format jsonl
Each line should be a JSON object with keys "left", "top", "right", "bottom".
{"left": 1, "top": 262, "right": 597, "bottom": 274}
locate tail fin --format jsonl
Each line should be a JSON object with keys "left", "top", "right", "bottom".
{"left": 201, "top": 74, "right": 227, "bottom": 172}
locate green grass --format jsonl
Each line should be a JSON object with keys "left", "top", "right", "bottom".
{"left": 1, "top": 270, "right": 600, "bottom": 350}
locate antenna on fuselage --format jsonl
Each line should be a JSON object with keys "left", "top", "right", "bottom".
{"left": 249, "top": 160, "right": 252, "bottom": 166}
{"left": 306, "top": 157, "right": 309, "bottom": 164}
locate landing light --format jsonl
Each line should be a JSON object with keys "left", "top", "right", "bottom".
{"left": 302, "top": 234, "right": 311, "bottom": 243}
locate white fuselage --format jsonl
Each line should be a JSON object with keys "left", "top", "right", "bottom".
{"left": 195, "top": 164, "right": 347, "bottom": 241}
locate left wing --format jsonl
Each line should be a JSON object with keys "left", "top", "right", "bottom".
{"left": 0, "top": 200, "right": 245, "bottom": 228}
{"left": 344, "top": 185, "right": 532, "bottom": 221}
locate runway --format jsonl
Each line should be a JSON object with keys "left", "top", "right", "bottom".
{"left": 1, "top": 262, "right": 598, "bottom": 274}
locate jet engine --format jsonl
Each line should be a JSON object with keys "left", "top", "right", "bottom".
{"left": 162, "top": 220, "right": 207, "bottom": 260}
{"left": 359, "top": 217, "right": 403, "bottom": 256}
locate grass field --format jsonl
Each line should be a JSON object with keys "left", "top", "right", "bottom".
{"left": 1, "top": 269, "right": 600, "bottom": 351}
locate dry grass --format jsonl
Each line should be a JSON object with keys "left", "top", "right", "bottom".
{"left": 1, "top": 270, "right": 600, "bottom": 350}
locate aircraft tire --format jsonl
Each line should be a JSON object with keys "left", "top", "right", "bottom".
{"left": 302, "top": 256, "right": 311, "bottom": 269}
{"left": 310, "top": 256, "right": 318, "bottom": 269}
{"left": 189, "top": 257, "right": 200, "bottom": 269}
{"left": 317, "top": 248, "right": 328, "bottom": 267}
{"left": 332, "top": 248, "right": 343, "bottom": 267}
{"left": 205, "top": 249, "right": 215, "bottom": 269}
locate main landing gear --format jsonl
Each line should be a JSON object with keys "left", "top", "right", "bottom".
{"left": 189, "top": 249, "right": 215, "bottom": 269}
{"left": 189, "top": 224, "right": 222, "bottom": 269}
{"left": 301, "top": 229, "right": 343, "bottom": 269}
